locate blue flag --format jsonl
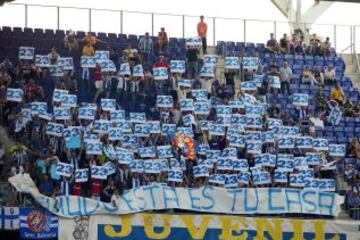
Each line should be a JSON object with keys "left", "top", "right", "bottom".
{"left": 20, "top": 208, "right": 58, "bottom": 239}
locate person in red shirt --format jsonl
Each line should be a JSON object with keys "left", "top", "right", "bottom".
{"left": 157, "top": 27, "right": 168, "bottom": 54}
{"left": 91, "top": 179, "right": 102, "bottom": 200}
{"left": 93, "top": 63, "right": 103, "bottom": 103}
{"left": 153, "top": 55, "right": 170, "bottom": 68}
{"left": 197, "top": 15, "right": 208, "bottom": 54}
{"left": 26, "top": 78, "right": 44, "bottom": 101}
{"left": 72, "top": 182, "right": 83, "bottom": 196}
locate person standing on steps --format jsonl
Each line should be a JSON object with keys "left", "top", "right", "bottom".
{"left": 197, "top": 15, "right": 208, "bottom": 54}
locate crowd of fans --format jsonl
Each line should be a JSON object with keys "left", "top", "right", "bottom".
{"left": 0, "top": 16, "right": 359, "bottom": 217}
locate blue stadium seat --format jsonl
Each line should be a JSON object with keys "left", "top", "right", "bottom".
{"left": 23, "top": 28, "right": 34, "bottom": 38}
{"left": 256, "top": 43, "right": 265, "bottom": 52}
{"left": 97, "top": 32, "right": 107, "bottom": 42}
{"left": 13, "top": 27, "right": 22, "bottom": 37}
{"left": 76, "top": 31, "right": 86, "bottom": 39}
{"left": 108, "top": 33, "right": 117, "bottom": 42}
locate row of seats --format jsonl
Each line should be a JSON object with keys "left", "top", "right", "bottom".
{"left": 0, "top": 26, "right": 187, "bottom": 48}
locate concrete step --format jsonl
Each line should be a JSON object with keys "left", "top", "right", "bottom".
{"left": 207, "top": 46, "right": 217, "bottom": 55}
{"left": 341, "top": 53, "right": 360, "bottom": 92}
{"left": 344, "top": 64, "right": 357, "bottom": 74}
{"left": 340, "top": 54, "right": 355, "bottom": 64}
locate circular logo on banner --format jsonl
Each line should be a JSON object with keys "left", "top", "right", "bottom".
{"left": 73, "top": 216, "right": 89, "bottom": 240}
{"left": 26, "top": 210, "right": 46, "bottom": 232}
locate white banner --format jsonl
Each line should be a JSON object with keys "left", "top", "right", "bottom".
{"left": 8, "top": 174, "right": 344, "bottom": 218}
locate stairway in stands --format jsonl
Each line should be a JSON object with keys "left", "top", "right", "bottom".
{"left": 342, "top": 54, "right": 360, "bottom": 90}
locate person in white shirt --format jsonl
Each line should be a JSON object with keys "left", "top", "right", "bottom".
{"left": 199, "top": 77, "right": 213, "bottom": 94}
{"left": 111, "top": 189, "right": 121, "bottom": 206}
{"left": 321, "top": 37, "right": 331, "bottom": 57}
{"left": 176, "top": 86, "right": 189, "bottom": 101}
{"left": 324, "top": 65, "right": 336, "bottom": 85}
{"left": 48, "top": 47, "right": 60, "bottom": 65}
{"left": 279, "top": 61, "right": 292, "bottom": 94}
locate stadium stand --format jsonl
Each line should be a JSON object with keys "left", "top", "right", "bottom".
{"left": 0, "top": 19, "right": 359, "bottom": 223}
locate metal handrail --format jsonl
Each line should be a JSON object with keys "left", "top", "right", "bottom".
{"left": 354, "top": 50, "right": 360, "bottom": 72}
{"left": 340, "top": 44, "right": 354, "bottom": 53}
{"left": 5, "top": 2, "right": 355, "bottom": 27}
{"left": 0, "top": 1, "right": 357, "bottom": 50}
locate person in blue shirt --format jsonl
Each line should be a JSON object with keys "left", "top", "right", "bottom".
{"left": 138, "top": 32, "right": 153, "bottom": 67}
{"left": 39, "top": 175, "right": 53, "bottom": 196}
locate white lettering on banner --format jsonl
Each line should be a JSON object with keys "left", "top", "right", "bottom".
{"left": 329, "top": 144, "right": 346, "bottom": 157}
{"left": 192, "top": 89, "right": 208, "bottom": 100}
{"left": 61, "top": 94, "right": 77, "bottom": 108}
{"left": 135, "top": 123, "right": 150, "bottom": 137}
{"left": 9, "top": 174, "right": 344, "bottom": 218}
{"left": 6, "top": 88, "right": 24, "bottom": 102}
{"left": 81, "top": 56, "right": 96, "bottom": 68}
{"left": 93, "top": 120, "right": 111, "bottom": 134}
{"left": 178, "top": 79, "right": 193, "bottom": 88}
{"left": 185, "top": 37, "right": 201, "bottom": 46}
{"left": 306, "top": 152, "right": 321, "bottom": 165}
{"left": 103, "top": 144, "right": 118, "bottom": 161}
{"left": 199, "top": 65, "right": 214, "bottom": 77}
{"left": 277, "top": 154, "right": 294, "bottom": 172}
{"left": 194, "top": 101, "right": 210, "bottom": 115}
{"left": 86, "top": 140, "right": 103, "bottom": 155}
{"left": 313, "top": 138, "right": 329, "bottom": 151}
{"left": 293, "top": 93, "right": 309, "bottom": 107}
{"left": 79, "top": 107, "right": 97, "bottom": 120}
{"left": 110, "top": 110, "right": 125, "bottom": 122}
{"left": 241, "top": 81, "right": 257, "bottom": 91}
{"left": 209, "top": 174, "right": 226, "bottom": 185}
{"left": 108, "top": 128, "right": 122, "bottom": 141}
{"left": 269, "top": 76, "right": 281, "bottom": 89}
{"left": 209, "top": 123, "right": 225, "bottom": 136}
{"left": 296, "top": 136, "right": 313, "bottom": 149}
{"left": 133, "top": 64, "right": 144, "bottom": 77}
{"left": 204, "top": 55, "right": 218, "bottom": 66}
{"left": 91, "top": 165, "right": 108, "bottom": 179}
{"left": 328, "top": 107, "right": 342, "bottom": 126}
{"left": 31, "top": 102, "right": 49, "bottom": 118}
{"left": 56, "top": 162, "right": 74, "bottom": 177}
{"left": 157, "top": 145, "right": 173, "bottom": 158}
{"left": 58, "top": 57, "right": 74, "bottom": 70}
{"left": 49, "top": 65, "right": 64, "bottom": 77}
{"left": 53, "top": 89, "right": 69, "bottom": 102}
{"left": 242, "top": 57, "right": 258, "bottom": 69}
{"left": 94, "top": 50, "right": 109, "bottom": 61}
{"left": 58, "top": 213, "right": 360, "bottom": 240}
{"left": 148, "top": 121, "right": 160, "bottom": 134}
{"left": 157, "top": 95, "right": 173, "bottom": 108}
{"left": 246, "top": 141, "right": 262, "bottom": 154}
{"left": 75, "top": 169, "right": 89, "bottom": 182}
{"left": 35, "top": 55, "right": 50, "bottom": 67}
{"left": 168, "top": 169, "right": 183, "bottom": 182}
{"left": 170, "top": 60, "right": 185, "bottom": 73}
{"left": 225, "top": 57, "right": 240, "bottom": 69}
{"left": 101, "top": 98, "right": 116, "bottom": 111}
{"left": 153, "top": 67, "right": 168, "bottom": 80}
{"left": 99, "top": 60, "right": 117, "bottom": 72}
{"left": 63, "top": 126, "right": 82, "bottom": 140}
{"left": 19, "top": 46, "right": 34, "bottom": 60}
{"left": 130, "top": 112, "right": 146, "bottom": 123}
{"left": 46, "top": 122, "right": 64, "bottom": 137}
{"left": 254, "top": 74, "right": 263, "bottom": 87}
{"left": 53, "top": 107, "right": 71, "bottom": 120}
{"left": 179, "top": 99, "right": 194, "bottom": 112}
